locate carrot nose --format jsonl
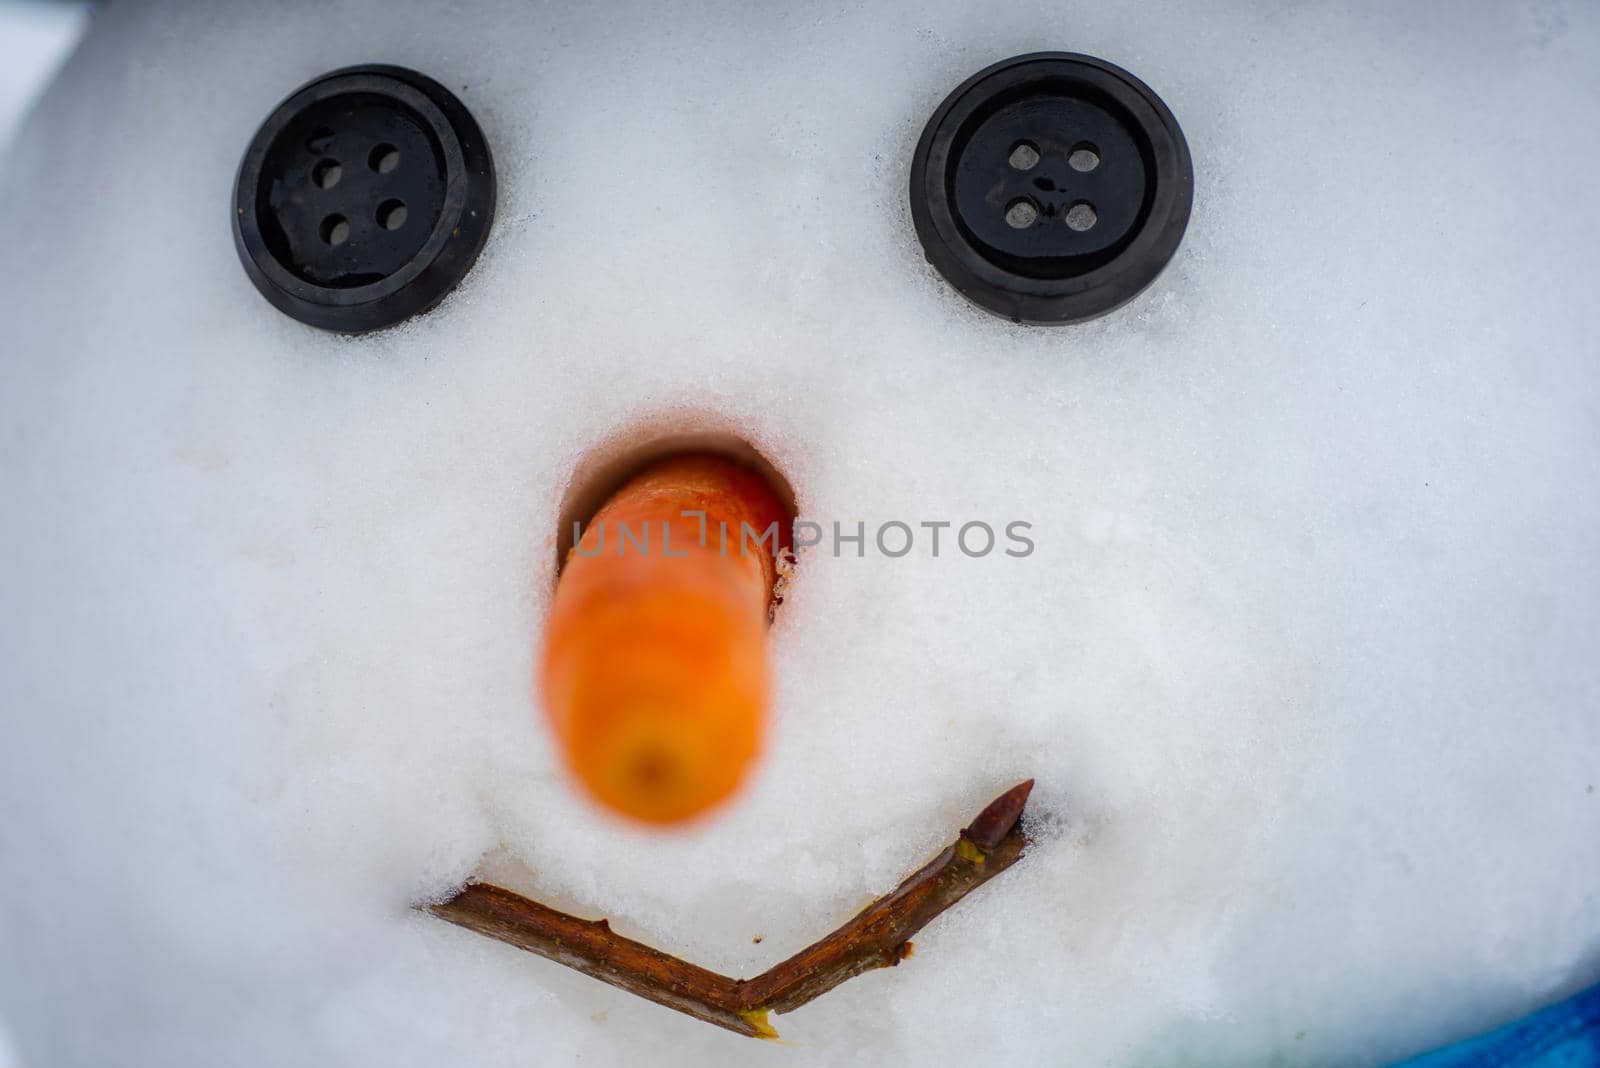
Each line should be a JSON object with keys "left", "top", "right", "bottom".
{"left": 540, "top": 454, "right": 787, "bottom": 824}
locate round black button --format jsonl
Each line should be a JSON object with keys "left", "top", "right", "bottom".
{"left": 910, "top": 53, "right": 1193, "bottom": 325}
{"left": 233, "top": 65, "right": 495, "bottom": 334}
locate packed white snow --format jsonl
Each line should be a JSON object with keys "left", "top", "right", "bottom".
{"left": 1, "top": 2, "right": 1598, "bottom": 1065}
{"left": 0, "top": 0, "right": 89, "bottom": 156}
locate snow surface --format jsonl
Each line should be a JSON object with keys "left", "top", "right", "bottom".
{"left": 1, "top": 2, "right": 1598, "bottom": 1065}
{"left": 0, "top": 1, "right": 90, "bottom": 157}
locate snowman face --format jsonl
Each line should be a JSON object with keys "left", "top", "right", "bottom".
{"left": 2, "top": 3, "right": 1597, "bottom": 1066}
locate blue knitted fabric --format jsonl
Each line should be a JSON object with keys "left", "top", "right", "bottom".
{"left": 1395, "top": 983, "right": 1600, "bottom": 1067}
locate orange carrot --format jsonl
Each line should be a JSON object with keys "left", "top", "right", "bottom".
{"left": 540, "top": 454, "right": 787, "bottom": 824}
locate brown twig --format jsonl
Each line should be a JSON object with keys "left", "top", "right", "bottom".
{"left": 426, "top": 780, "right": 1034, "bottom": 1039}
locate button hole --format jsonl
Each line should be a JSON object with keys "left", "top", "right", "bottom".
{"left": 368, "top": 144, "right": 400, "bottom": 174}
{"left": 1067, "top": 142, "right": 1101, "bottom": 172}
{"left": 1007, "top": 140, "right": 1040, "bottom": 170}
{"left": 311, "top": 159, "right": 342, "bottom": 189}
{"left": 319, "top": 214, "right": 351, "bottom": 246}
{"left": 1004, "top": 198, "right": 1040, "bottom": 229}
{"left": 376, "top": 199, "right": 409, "bottom": 231}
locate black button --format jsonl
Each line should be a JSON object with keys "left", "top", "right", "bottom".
{"left": 233, "top": 65, "right": 495, "bottom": 334}
{"left": 910, "top": 53, "right": 1193, "bottom": 325}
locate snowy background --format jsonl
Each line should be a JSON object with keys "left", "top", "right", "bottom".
{"left": 0, "top": 7, "right": 93, "bottom": 1066}
{"left": 1, "top": 2, "right": 1597, "bottom": 1066}
{"left": 0, "top": 1, "right": 87, "bottom": 159}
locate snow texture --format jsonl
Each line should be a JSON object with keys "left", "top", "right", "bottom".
{"left": 1, "top": 2, "right": 1598, "bottom": 1065}
{"left": 0, "top": 1, "right": 89, "bottom": 158}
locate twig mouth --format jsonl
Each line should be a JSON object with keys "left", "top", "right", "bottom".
{"left": 425, "top": 780, "right": 1035, "bottom": 1039}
